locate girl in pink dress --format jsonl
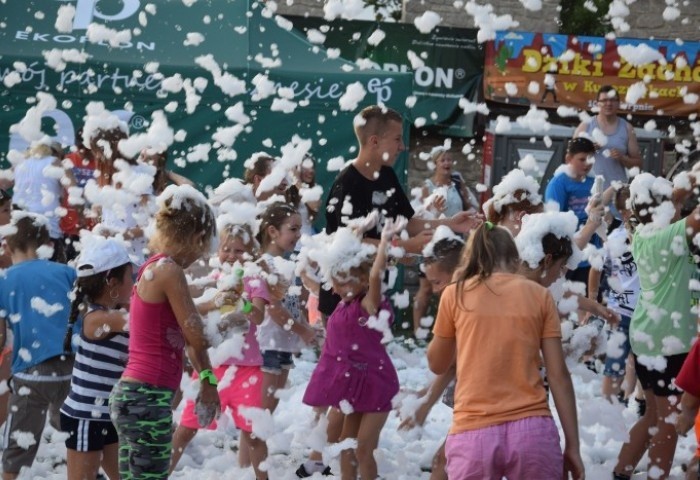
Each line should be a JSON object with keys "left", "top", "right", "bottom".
{"left": 302, "top": 217, "right": 406, "bottom": 480}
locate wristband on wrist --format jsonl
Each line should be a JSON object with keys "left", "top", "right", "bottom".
{"left": 199, "top": 368, "right": 218, "bottom": 386}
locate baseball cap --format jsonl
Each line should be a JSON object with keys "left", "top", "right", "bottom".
{"left": 77, "top": 239, "right": 132, "bottom": 278}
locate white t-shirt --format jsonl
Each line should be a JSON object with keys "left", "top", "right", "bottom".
{"left": 603, "top": 225, "right": 640, "bottom": 318}
{"left": 256, "top": 253, "right": 307, "bottom": 353}
{"left": 13, "top": 156, "right": 63, "bottom": 238}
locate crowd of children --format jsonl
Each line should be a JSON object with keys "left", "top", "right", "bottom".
{"left": 0, "top": 98, "right": 698, "bottom": 480}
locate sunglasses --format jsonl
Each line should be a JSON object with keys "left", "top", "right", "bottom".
{"left": 0, "top": 189, "right": 10, "bottom": 202}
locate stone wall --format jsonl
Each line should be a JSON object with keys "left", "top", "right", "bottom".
{"left": 622, "top": 0, "right": 700, "bottom": 42}
{"left": 276, "top": 0, "right": 700, "bottom": 43}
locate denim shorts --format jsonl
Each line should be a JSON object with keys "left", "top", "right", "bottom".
{"left": 603, "top": 315, "right": 631, "bottom": 378}
{"left": 261, "top": 350, "right": 294, "bottom": 375}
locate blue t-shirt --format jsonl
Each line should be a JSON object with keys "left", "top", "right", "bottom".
{"left": 545, "top": 171, "right": 597, "bottom": 268}
{"left": 0, "top": 259, "right": 77, "bottom": 374}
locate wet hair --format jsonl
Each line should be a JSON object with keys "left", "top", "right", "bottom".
{"left": 567, "top": 137, "right": 596, "bottom": 156}
{"left": 541, "top": 233, "right": 573, "bottom": 265}
{"left": 453, "top": 223, "right": 520, "bottom": 294}
{"left": 614, "top": 185, "right": 631, "bottom": 213}
{"left": 486, "top": 189, "right": 543, "bottom": 224}
{"left": 256, "top": 202, "right": 298, "bottom": 248}
{"left": 151, "top": 193, "right": 216, "bottom": 258}
{"left": 63, "top": 263, "right": 130, "bottom": 352}
{"left": 630, "top": 186, "right": 672, "bottom": 226}
{"left": 90, "top": 128, "right": 130, "bottom": 186}
{"left": 354, "top": 105, "right": 403, "bottom": 145}
{"left": 4, "top": 215, "right": 50, "bottom": 252}
{"left": 243, "top": 155, "right": 274, "bottom": 185}
{"left": 424, "top": 238, "right": 464, "bottom": 274}
{"left": 597, "top": 85, "right": 619, "bottom": 101}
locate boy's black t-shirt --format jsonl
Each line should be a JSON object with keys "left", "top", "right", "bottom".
{"left": 319, "top": 164, "right": 414, "bottom": 316}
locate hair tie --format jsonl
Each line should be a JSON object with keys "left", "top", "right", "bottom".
{"left": 485, "top": 221, "right": 494, "bottom": 230}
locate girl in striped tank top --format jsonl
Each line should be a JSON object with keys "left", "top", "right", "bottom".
{"left": 60, "top": 238, "right": 134, "bottom": 480}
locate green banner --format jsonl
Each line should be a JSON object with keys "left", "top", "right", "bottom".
{"left": 287, "top": 16, "right": 484, "bottom": 137}
{"left": 0, "top": 0, "right": 413, "bottom": 191}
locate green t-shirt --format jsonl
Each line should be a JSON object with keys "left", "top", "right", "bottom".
{"left": 630, "top": 218, "right": 698, "bottom": 358}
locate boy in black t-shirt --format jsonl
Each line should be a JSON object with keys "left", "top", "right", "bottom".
{"left": 319, "top": 105, "right": 480, "bottom": 317}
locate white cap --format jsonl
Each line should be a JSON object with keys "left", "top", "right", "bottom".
{"left": 76, "top": 239, "right": 132, "bottom": 278}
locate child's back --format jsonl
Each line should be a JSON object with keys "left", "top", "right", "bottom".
{"left": 435, "top": 273, "right": 559, "bottom": 430}
{"left": 631, "top": 218, "right": 697, "bottom": 357}
{"left": 0, "top": 258, "right": 76, "bottom": 373}
{"left": 0, "top": 213, "right": 76, "bottom": 477}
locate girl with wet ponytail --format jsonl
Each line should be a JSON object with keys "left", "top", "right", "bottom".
{"left": 59, "top": 239, "right": 134, "bottom": 480}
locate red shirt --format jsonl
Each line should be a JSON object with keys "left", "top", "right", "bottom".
{"left": 59, "top": 152, "right": 96, "bottom": 236}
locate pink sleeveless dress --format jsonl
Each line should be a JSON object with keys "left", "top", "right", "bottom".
{"left": 303, "top": 296, "right": 399, "bottom": 412}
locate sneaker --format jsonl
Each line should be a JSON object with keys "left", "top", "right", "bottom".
{"left": 296, "top": 464, "right": 332, "bottom": 478}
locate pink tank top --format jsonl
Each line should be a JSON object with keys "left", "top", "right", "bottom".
{"left": 122, "top": 254, "right": 185, "bottom": 390}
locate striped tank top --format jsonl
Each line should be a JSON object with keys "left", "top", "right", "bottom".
{"left": 60, "top": 304, "right": 129, "bottom": 421}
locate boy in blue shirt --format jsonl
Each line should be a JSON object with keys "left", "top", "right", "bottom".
{"left": 545, "top": 137, "right": 599, "bottom": 289}
{"left": 0, "top": 212, "right": 76, "bottom": 479}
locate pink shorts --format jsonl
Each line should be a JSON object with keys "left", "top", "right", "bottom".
{"left": 180, "top": 365, "right": 263, "bottom": 433}
{"left": 445, "top": 416, "right": 562, "bottom": 480}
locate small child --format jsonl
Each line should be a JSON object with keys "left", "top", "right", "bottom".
{"left": 302, "top": 217, "right": 406, "bottom": 480}
{"left": 109, "top": 185, "right": 221, "bottom": 479}
{"left": 588, "top": 186, "right": 640, "bottom": 402}
{"left": 427, "top": 222, "right": 584, "bottom": 480}
{"left": 255, "top": 202, "right": 315, "bottom": 414}
{"left": 0, "top": 212, "right": 77, "bottom": 479}
{"left": 170, "top": 222, "right": 270, "bottom": 480}
{"left": 60, "top": 239, "right": 133, "bottom": 480}
{"left": 399, "top": 233, "right": 464, "bottom": 480}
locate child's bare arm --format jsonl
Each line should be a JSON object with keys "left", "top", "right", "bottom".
{"left": 363, "top": 216, "right": 408, "bottom": 315}
{"left": 83, "top": 310, "right": 129, "bottom": 340}
{"left": 399, "top": 365, "right": 456, "bottom": 430}
{"left": 426, "top": 335, "right": 456, "bottom": 375}
{"left": 677, "top": 391, "right": 700, "bottom": 436}
{"left": 541, "top": 337, "right": 584, "bottom": 479}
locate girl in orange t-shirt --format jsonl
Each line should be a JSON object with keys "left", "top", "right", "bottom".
{"left": 427, "top": 222, "right": 585, "bottom": 480}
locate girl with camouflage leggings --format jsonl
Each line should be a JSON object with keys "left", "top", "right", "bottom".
{"left": 109, "top": 185, "right": 221, "bottom": 479}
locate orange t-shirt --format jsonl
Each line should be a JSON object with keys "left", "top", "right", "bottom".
{"left": 433, "top": 272, "right": 562, "bottom": 434}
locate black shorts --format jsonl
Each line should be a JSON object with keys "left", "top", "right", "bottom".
{"left": 634, "top": 353, "right": 687, "bottom": 397}
{"left": 60, "top": 412, "right": 119, "bottom": 452}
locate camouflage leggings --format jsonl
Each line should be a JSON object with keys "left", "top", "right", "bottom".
{"left": 109, "top": 381, "right": 175, "bottom": 480}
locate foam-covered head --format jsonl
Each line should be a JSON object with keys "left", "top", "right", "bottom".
{"left": 297, "top": 227, "right": 376, "bottom": 287}
{"left": 483, "top": 169, "right": 543, "bottom": 224}
{"left": 629, "top": 173, "right": 675, "bottom": 228}
{"left": 515, "top": 211, "right": 582, "bottom": 271}
{"left": 152, "top": 184, "right": 216, "bottom": 258}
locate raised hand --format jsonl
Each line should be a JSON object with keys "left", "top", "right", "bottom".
{"left": 381, "top": 216, "right": 408, "bottom": 242}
